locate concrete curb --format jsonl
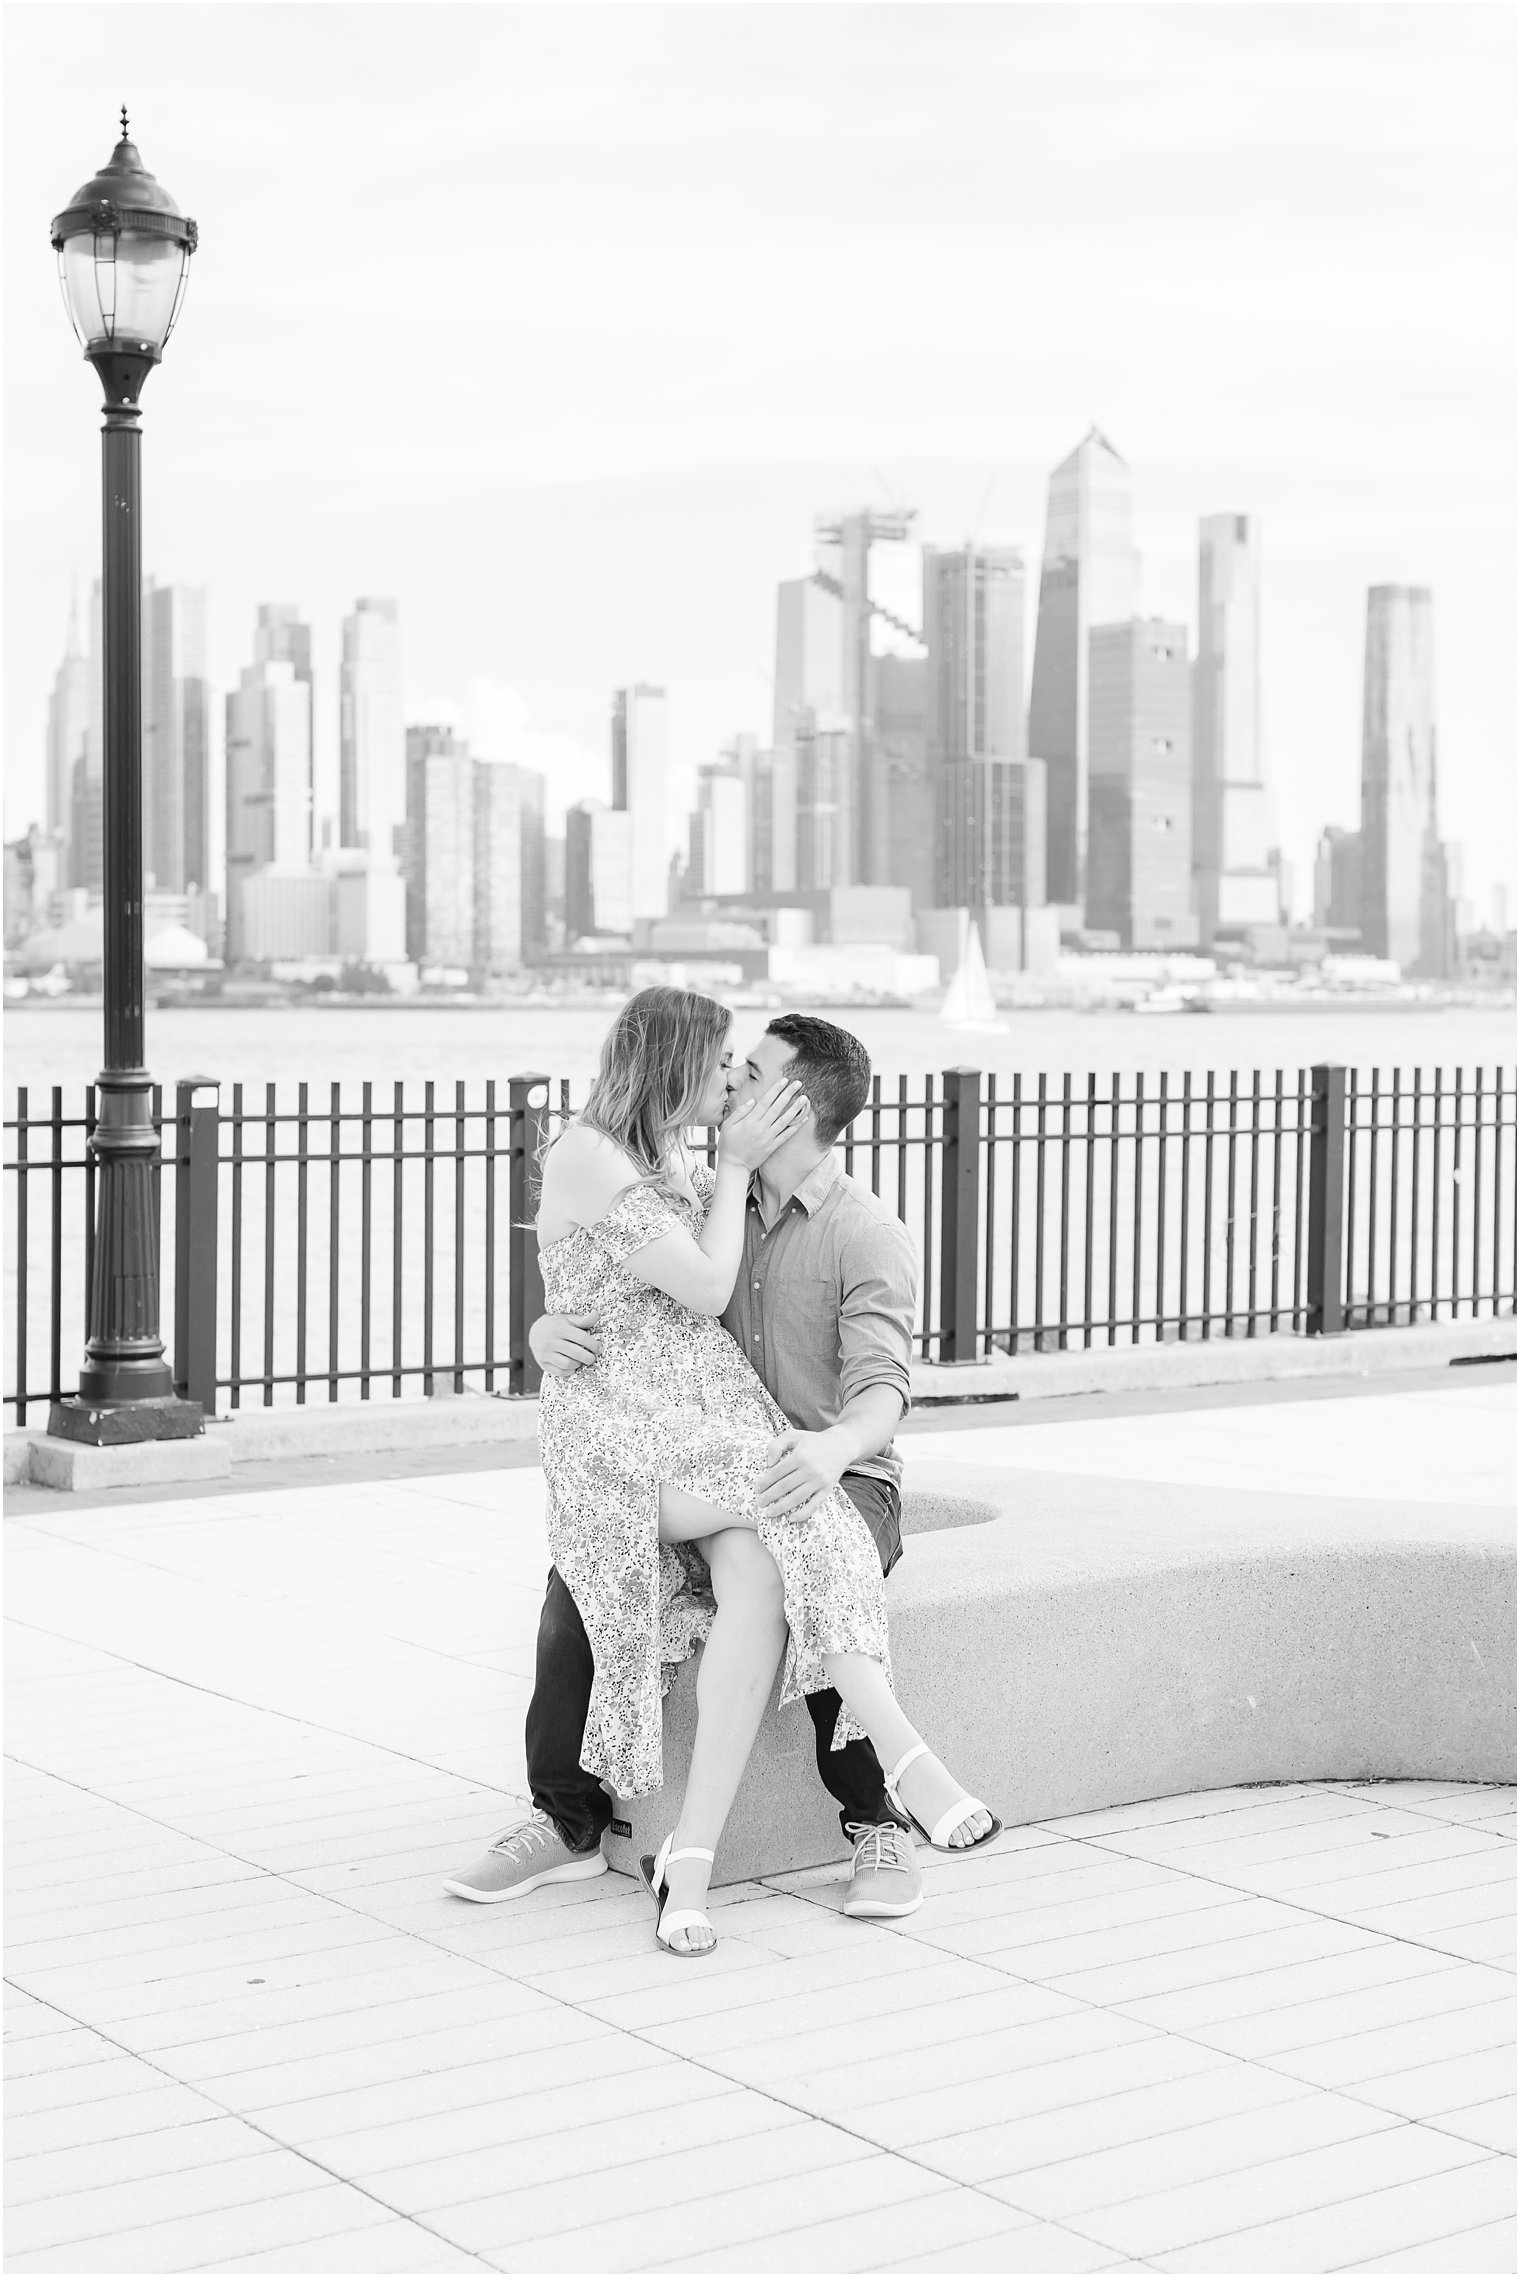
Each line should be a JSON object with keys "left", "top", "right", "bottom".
{"left": 6, "top": 1317, "right": 1512, "bottom": 1493}
{"left": 909, "top": 1316, "right": 1515, "bottom": 1404}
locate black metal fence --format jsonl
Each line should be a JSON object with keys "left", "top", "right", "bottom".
{"left": 6, "top": 1062, "right": 1515, "bottom": 1425}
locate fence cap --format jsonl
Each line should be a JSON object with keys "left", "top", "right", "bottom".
{"left": 175, "top": 1075, "right": 221, "bottom": 1094}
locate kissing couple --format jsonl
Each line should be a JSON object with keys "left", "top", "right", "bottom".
{"left": 445, "top": 989, "right": 999, "bottom": 1955}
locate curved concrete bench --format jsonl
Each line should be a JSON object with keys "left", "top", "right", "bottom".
{"left": 604, "top": 1470, "right": 1515, "bottom": 1888}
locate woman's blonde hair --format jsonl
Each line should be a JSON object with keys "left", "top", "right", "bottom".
{"left": 574, "top": 986, "right": 732, "bottom": 1182}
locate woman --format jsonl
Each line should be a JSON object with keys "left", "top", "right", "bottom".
{"left": 536, "top": 986, "right": 997, "bottom": 1958}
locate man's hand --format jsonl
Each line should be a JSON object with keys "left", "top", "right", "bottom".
{"left": 756, "top": 1426, "right": 849, "bottom": 1520}
{"left": 529, "top": 1313, "right": 602, "bottom": 1377}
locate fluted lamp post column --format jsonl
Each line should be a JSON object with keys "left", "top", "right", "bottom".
{"left": 47, "top": 113, "right": 203, "bottom": 1447}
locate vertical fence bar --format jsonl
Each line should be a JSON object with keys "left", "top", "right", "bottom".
{"left": 391, "top": 1083, "right": 405, "bottom": 1398}
{"left": 228, "top": 1084, "right": 243, "bottom": 1406}
{"left": 1495, "top": 1069, "right": 1507, "bottom": 1313}
{"left": 508, "top": 1073, "right": 549, "bottom": 1395}
{"left": 327, "top": 1083, "right": 342, "bottom": 1401}
{"left": 1269, "top": 1070, "right": 1284, "bottom": 1330}
{"left": 1035, "top": 1074, "right": 1050, "bottom": 1351}
{"left": 173, "top": 1078, "right": 220, "bottom": 1412}
{"left": 1130, "top": 1075, "right": 1144, "bottom": 1345}
{"left": 920, "top": 1077, "right": 934, "bottom": 1358}
{"left": 1306, "top": 1062, "right": 1347, "bottom": 1335}
{"left": 1010, "top": 1073, "right": 1024, "bottom": 1351}
{"left": 1155, "top": 1073, "right": 1170, "bottom": 1340}
{"left": 937, "top": 1067, "right": 981, "bottom": 1365}
{"left": 1364, "top": 1068, "right": 1380, "bottom": 1325}
{"left": 1246, "top": 1071, "right": 1261, "bottom": 1335}
{"left": 1177, "top": 1072, "right": 1195, "bottom": 1339}
{"left": 422, "top": 1081, "right": 436, "bottom": 1396}
{"left": 261, "top": 1084, "right": 277, "bottom": 1404}
{"left": 1082, "top": 1073, "right": 1096, "bottom": 1349}
{"left": 1430, "top": 1067, "right": 1445, "bottom": 1320}
{"left": 1106, "top": 1074, "right": 1119, "bottom": 1346}
{"left": 1055, "top": 1075, "right": 1072, "bottom": 1352}
{"left": 453, "top": 1080, "right": 467, "bottom": 1392}
{"left": 352, "top": 1079, "right": 364, "bottom": 1393}
{"left": 982, "top": 1076, "right": 998, "bottom": 1354}
{"left": 484, "top": 1079, "right": 498, "bottom": 1392}
{"left": 48, "top": 1088, "right": 64, "bottom": 1408}
{"left": 1200, "top": 1073, "right": 1215, "bottom": 1338}
{"left": 14, "top": 1088, "right": 28, "bottom": 1425}
{"left": 1472, "top": 1068, "right": 1486, "bottom": 1316}
{"left": 294, "top": 1082, "right": 309, "bottom": 1403}
{"left": 1450, "top": 1069, "right": 1463, "bottom": 1321}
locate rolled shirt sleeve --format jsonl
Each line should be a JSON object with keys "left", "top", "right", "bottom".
{"left": 837, "top": 1215, "right": 917, "bottom": 1418}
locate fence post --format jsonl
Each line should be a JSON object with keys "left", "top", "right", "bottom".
{"left": 508, "top": 1072, "right": 550, "bottom": 1396}
{"left": 1306, "top": 1061, "right": 1347, "bottom": 1336}
{"left": 938, "top": 1066, "right": 983, "bottom": 1364}
{"left": 173, "top": 1078, "right": 220, "bottom": 1411}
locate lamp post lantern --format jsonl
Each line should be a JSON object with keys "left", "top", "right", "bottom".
{"left": 47, "top": 114, "right": 204, "bottom": 1445}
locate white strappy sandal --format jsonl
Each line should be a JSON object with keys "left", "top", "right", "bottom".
{"left": 638, "top": 1833, "right": 718, "bottom": 1958}
{"left": 885, "top": 1743, "right": 1002, "bottom": 1853}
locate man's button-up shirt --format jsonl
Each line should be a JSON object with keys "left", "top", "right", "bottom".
{"left": 720, "top": 1151, "right": 919, "bottom": 1488}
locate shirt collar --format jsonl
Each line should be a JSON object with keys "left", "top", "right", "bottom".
{"left": 748, "top": 1149, "right": 841, "bottom": 1219}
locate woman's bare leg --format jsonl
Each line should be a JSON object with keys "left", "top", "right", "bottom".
{"left": 655, "top": 1489, "right": 788, "bottom": 1951}
{"left": 822, "top": 1653, "right": 993, "bottom": 1849}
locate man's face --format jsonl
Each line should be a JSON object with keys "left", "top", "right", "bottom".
{"left": 726, "top": 1030, "right": 814, "bottom": 1139}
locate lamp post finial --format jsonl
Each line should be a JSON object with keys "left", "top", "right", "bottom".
{"left": 120, "top": 104, "right": 129, "bottom": 142}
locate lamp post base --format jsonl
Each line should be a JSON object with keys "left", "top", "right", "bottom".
{"left": 47, "top": 1394, "right": 205, "bottom": 1448}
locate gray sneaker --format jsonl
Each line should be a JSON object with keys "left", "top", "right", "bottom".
{"left": 442, "top": 1810, "right": 607, "bottom": 1903}
{"left": 841, "top": 1820, "right": 923, "bottom": 1918}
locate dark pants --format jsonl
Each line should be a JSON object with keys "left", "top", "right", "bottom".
{"left": 526, "top": 1472, "right": 906, "bottom": 1852}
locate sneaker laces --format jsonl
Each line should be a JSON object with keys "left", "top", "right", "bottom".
{"left": 847, "top": 1821, "right": 912, "bottom": 1875}
{"left": 488, "top": 1812, "right": 553, "bottom": 1862}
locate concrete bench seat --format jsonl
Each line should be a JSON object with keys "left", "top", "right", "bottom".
{"left": 604, "top": 1467, "right": 1516, "bottom": 1888}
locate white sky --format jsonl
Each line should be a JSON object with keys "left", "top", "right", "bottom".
{"left": 5, "top": 2, "right": 1515, "bottom": 907}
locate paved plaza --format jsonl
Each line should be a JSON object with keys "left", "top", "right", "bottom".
{"left": 4, "top": 1371, "right": 1515, "bottom": 2274}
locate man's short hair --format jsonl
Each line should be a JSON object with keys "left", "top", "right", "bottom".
{"left": 765, "top": 1013, "right": 872, "bottom": 1147}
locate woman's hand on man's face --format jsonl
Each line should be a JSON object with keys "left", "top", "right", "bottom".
{"left": 716, "top": 1078, "right": 812, "bottom": 1171}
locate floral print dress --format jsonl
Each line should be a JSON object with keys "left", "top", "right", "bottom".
{"left": 537, "top": 1166, "right": 893, "bottom": 1799}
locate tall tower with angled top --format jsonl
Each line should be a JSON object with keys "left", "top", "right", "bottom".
{"left": 1028, "top": 429, "right": 1140, "bottom": 915}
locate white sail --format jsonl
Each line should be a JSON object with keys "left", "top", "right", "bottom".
{"left": 940, "top": 919, "right": 1004, "bottom": 1029}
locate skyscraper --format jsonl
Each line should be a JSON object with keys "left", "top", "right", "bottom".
{"left": 611, "top": 684, "right": 669, "bottom": 923}
{"left": 1359, "top": 586, "right": 1443, "bottom": 973}
{"left": 1028, "top": 429, "right": 1140, "bottom": 912}
{"left": 1087, "top": 619, "right": 1194, "bottom": 949}
{"left": 340, "top": 599, "right": 405, "bottom": 862}
{"left": 475, "top": 759, "right": 546, "bottom": 974}
{"left": 225, "top": 638, "right": 315, "bottom": 963}
{"left": 923, "top": 543, "right": 1044, "bottom": 914}
{"left": 875, "top": 654, "right": 932, "bottom": 910}
{"left": 1313, "top": 825, "right": 1363, "bottom": 938}
{"left": 1192, "top": 514, "right": 1278, "bottom": 943}
{"left": 142, "top": 580, "right": 211, "bottom": 895}
{"left": 566, "top": 801, "right": 632, "bottom": 940}
{"left": 46, "top": 595, "right": 89, "bottom": 857}
{"left": 405, "top": 724, "right": 476, "bottom": 968}
{"left": 688, "top": 742, "right": 751, "bottom": 899}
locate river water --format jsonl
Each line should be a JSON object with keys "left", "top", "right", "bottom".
{"left": 6, "top": 998, "right": 1515, "bottom": 1098}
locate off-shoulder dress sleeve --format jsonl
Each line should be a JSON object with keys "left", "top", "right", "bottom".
{"left": 588, "top": 1182, "right": 680, "bottom": 1267}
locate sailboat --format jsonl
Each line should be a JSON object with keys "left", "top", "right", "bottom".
{"left": 939, "top": 919, "right": 1007, "bottom": 1033}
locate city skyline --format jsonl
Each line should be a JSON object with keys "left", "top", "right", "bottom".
{"left": 5, "top": 5, "right": 1513, "bottom": 909}
{"left": 11, "top": 496, "right": 1499, "bottom": 968}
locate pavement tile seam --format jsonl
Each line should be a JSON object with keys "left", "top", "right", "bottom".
{"left": 1043, "top": 2120, "right": 1496, "bottom": 2262}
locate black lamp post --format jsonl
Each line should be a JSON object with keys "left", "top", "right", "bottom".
{"left": 47, "top": 113, "right": 203, "bottom": 1446}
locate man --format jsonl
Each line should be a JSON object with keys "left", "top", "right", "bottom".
{"left": 442, "top": 1013, "right": 924, "bottom": 1919}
